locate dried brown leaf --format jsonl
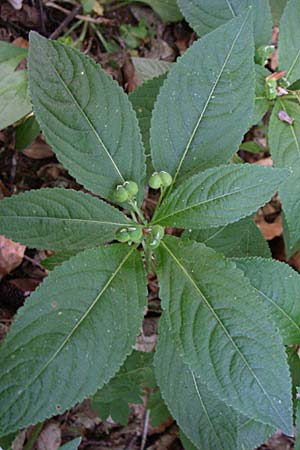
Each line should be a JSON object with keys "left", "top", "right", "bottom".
{"left": 0, "top": 236, "right": 25, "bottom": 279}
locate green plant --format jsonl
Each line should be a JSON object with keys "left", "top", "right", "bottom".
{"left": 1, "top": 8, "right": 300, "bottom": 450}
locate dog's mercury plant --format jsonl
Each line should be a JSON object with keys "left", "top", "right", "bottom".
{"left": 1, "top": 4, "right": 300, "bottom": 449}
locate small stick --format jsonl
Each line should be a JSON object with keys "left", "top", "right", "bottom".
{"left": 46, "top": 2, "right": 112, "bottom": 24}
{"left": 140, "top": 409, "right": 150, "bottom": 450}
{"left": 37, "top": 0, "right": 46, "bottom": 34}
{"left": 49, "top": 4, "right": 82, "bottom": 40}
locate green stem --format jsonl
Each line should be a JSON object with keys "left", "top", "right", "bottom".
{"left": 142, "top": 241, "right": 155, "bottom": 275}
{"left": 128, "top": 199, "right": 146, "bottom": 225}
{"left": 23, "top": 422, "right": 44, "bottom": 450}
{"left": 62, "top": 19, "right": 83, "bottom": 38}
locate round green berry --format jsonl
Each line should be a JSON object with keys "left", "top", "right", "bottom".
{"left": 149, "top": 238, "right": 161, "bottom": 249}
{"left": 116, "top": 228, "right": 130, "bottom": 242}
{"left": 149, "top": 172, "right": 162, "bottom": 189}
{"left": 151, "top": 225, "right": 165, "bottom": 241}
{"left": 114, "top": 185, "right": 129, "bottom": 202}
{"left": 159, "top": 171, "right": 173, "bottom": 187}
{"left": 128, "top": 226, "right": 143, "bottom": 243}
{"left": 124, "top": 181, "right": 139, "bottom": 197}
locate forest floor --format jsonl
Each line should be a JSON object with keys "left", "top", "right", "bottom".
{"left": 0, "top": 1, "right": 298, "bottom": 449}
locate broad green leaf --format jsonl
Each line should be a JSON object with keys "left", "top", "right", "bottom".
{"left": 28, "top": 32, "right": 146, "bottom": 201}
{"left": 287, "top": 347, "right": 300, "bottom": 410}
{"left": 0, "top": 70, "right": 31, "bottom": 130}
{"left": 270, "top": 0, "right": 287, "bottom": 24}
{"left": 132, "top": 0, "right": 183, "bottom": 22}
{"left": 153, "top": 164, "right": 288, "bottom": 229}
{"left": 92, "top": 350, "right": 155, "bottom": 425}
{"left": 129, "top": 75, "right": 166, "bottom": 157}
{"left": 0, "top": 40, "right": 27, "bottom": 72}
{"left": 269, "top": 99, "right": 300, "bottom": 247}
{"left": 15, "top": 116, "right": 40, "bottom": 150}
{"left": 131, "top": 57, "right": 172, "bottom": 84}
{"left": 177, "top": 0, "right": 272, "bottom": 48}
{"left": 0, "top": 188, "right": 131, "bottom": 251}
{"left": 0, "top": 245, "right": 146, "bottom": 436}
{"left": 42, "top": 250, "right": 78, "bottom": 270}
{"left": 253, "top": 65, "right": 271, "bottom": 125}
{"left": 150, "top": 13, "right": 255, "bottom": 187}
{"left": 155, "top": 236, "right": 293, "bottom": 434}
{"left": 278, "top": 0, "right": 300, "bottom": 84}
{"left": 184, "top": 216, "right": 271, "bottom": 258}
{"left": 296, "top": 399, "right": 300, "bottom": 450}
{"left": 233, "top": 257, "right": 300, "bottom": 344}
{"left": 155, "top": 315, "right": 275, "bottom": 450}
{"left": 58, "top": 438, "right": 82, "bottom": 450}
{"left": 155, "top": 316, "right": 238, "bottom": 450}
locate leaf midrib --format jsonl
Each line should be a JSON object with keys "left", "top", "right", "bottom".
{"left": 171, "top": 11, "right": 249, "bottom": 187}
{"left": 161, "top": 240, "right": 290, "bottom": 431}
{"left": 2, "top": 246, "right": 135, "bottom": 419}
{"left": 35, "top": 38, "right": 125, "bottom": 183}
{"left": 2, "top": 215, "right": 129, "bottom": 227}
{"left": 154, "top": 178, "right": 266, "bottom": 224}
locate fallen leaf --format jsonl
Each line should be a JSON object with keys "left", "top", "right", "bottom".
{"left": 12, "top": 36, "right": 28, "bottom": 48}
{"left": 36, "top": 422, "right": 61, "bottom": 450}
{"left": 7, "top": 0, "right": 23, "bottom": 10}
{"left": 22, "top": 136, "right": 54, "bottom": 159}
{"left": 255, "top": 157, "right": 273, "bottom": 167}
{"left": 0, "top": 236, "right": 25, "bottom": 279}
{"left": 255, "top": 214, "right": 283, "bottom": 240}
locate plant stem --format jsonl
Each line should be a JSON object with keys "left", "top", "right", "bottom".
{"left": 128, "top": 199, "right": 146, "bottom": 225}
{"left": 23, "top": 422, "right": 44, "bottom": 450}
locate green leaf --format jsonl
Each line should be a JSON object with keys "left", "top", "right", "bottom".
{"left": 155, "top": 315, "right": 275, "bottom": 450}
{"left": 42, "top": 250, "right": 78, "bottom": 270}
{"left": 150, "top": 13, "right": 255, "bottom": 187}
{"left": 28, "top": 32, "right": 146, "bottom": 201}
{"left": 0, "top": 40, "right": 27, "bottom": 72}
{"left": 129, "top": 75, "right": 166, "bottom": 158}
{"left": 233, "top": 257, "right": 300, "bottom": 344}
{"left": 180, "top": 431, "right": 198, "bottom": 450}
{"left": 0, "top": 432, "right": 15, "bottom": 450}
{"left": 253, "top": 65, "right": 271, "bottom": 125}
{"left": 92, "top": 350, "right": 155, "bottom": 424}
{"left": 0, "top": 188, "right": 131, "bottom": 251}
{"left": 287, "top": 347, "right": 300, "bottom": 411}
{"left": 80, "top": 0, "right": 94, "bottom": 13}
{"left": 279, "top": 0, "right": 300, "bottom": 84}
{"left": 270, "top": 0, "right": 287, "bottom": 25}
{"left": 177, "top": 0, "right": 272, "bottom": 48}
{"left": 0, "top": 245, "right": 147, "bottom": 436}
{"left": 0, "top": 70, "right": 31, "bottom": 130}
{"left": 132, "top": 0, "right": 183, "bottom": 22}
{"left": 269, "top": 99, "right": 300, "bottom": 248}
{"left": 296, "top": 398, "right": 300, "bottom": 450}
{"left": 184, "top": 216, "right": 271, "bottom": 258}
{"left": 15, "top": 116, "right": 40, "bottom": 150}
{"left": 148, "top": 389, "right": 170, "bottom": 427}
{"left": 153, "top": 164, "right": 288, "bottom": 229}
{"left": 131, "top": 57, "right": 172, "bottom": 84}
{"left": 58, "top": 438, "right": 82, "bottom": 450}
{"left": 155, "top": 236, "right": 293, "bottom": 434}
{"left": 239, "top": 141, "right": 266, "bottom": 154}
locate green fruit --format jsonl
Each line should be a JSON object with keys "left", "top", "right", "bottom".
{"left": 149, "top": 172, "right": 162, "bottom": 189}
{"left": 116, "top": 228, "right": 130, "bottom": 242}
{"left": 151, "top": 225, "right": 165, "bottom": 241}
{"left": 149, "top": 238, "right": 161, "bottom": 249}
{"left": 159, "top": 171, "right": 172, "bottom": 187}
{"left": 124, "top": 181, "right": 139, "bottom": 196}
{"left": 128, "top": 226, "right": 143, "bottom": 242}
{"left": 114, "top": 185, "right": 129, "bottom": 202}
